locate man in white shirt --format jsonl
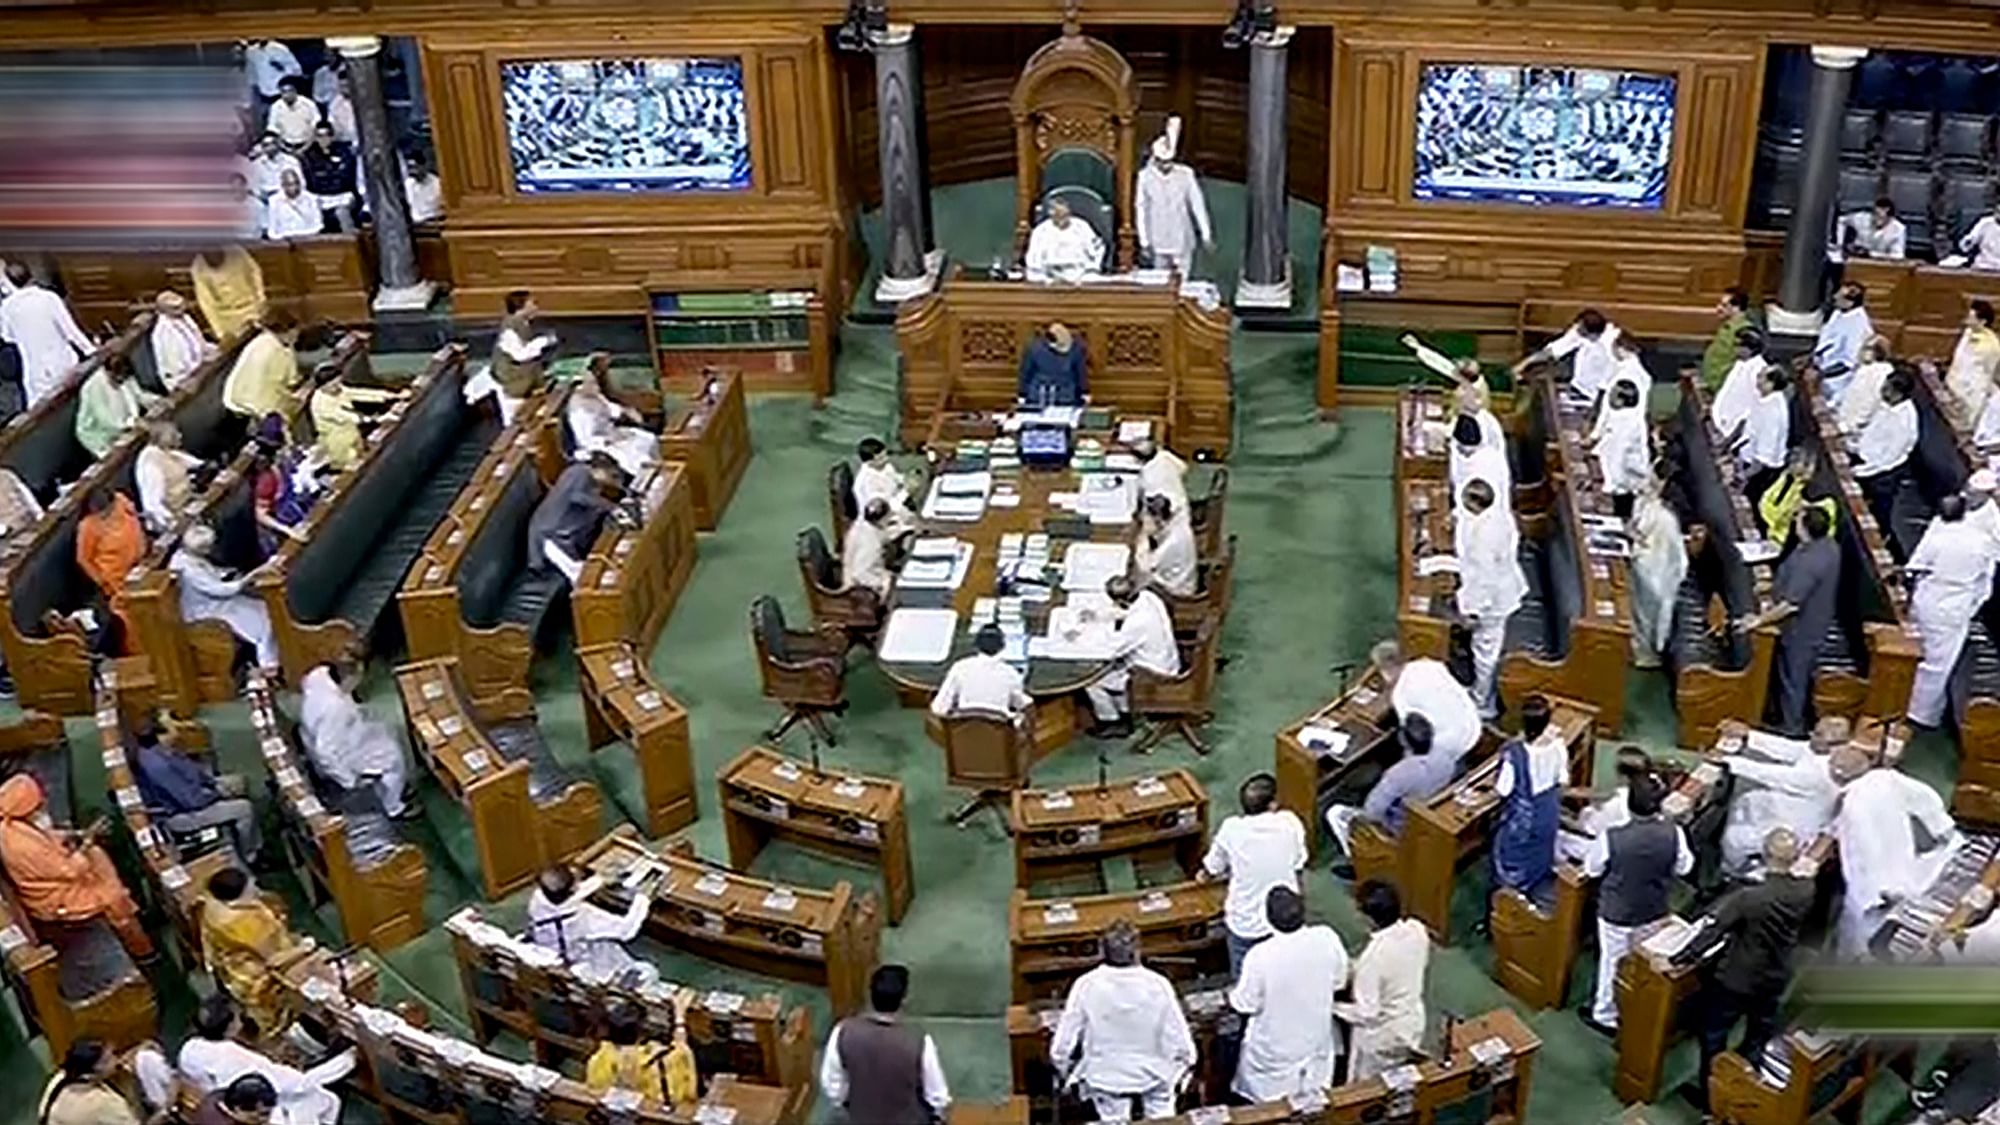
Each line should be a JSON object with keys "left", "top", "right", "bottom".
{"left": 1717, "top": 718, "right": 1845, "bottom": 878}
{"left": 136, "top": 421, "right": 203, "bottom": 532}
{"left": 1229, "top": 886, "right": 1349, "bottom": 1101}
{"left": 265, "top": 168, "right": 324, "bottom": 240}
{"left": 1956, "top": 201, "right": 2000, "bottom": 272}
{"left": 1201, "top": 772, "right": 1307, "bottom": 978}
{"left": 243, "top": 38, "right": 302, "bottom": 103}
{"left": 1447, "top": 412, "right": 1510, "bottom": 515}
{"left": 1841, "top": 197, "right": 1908, "bottom": 260}
{"left": 1131, "top": 437, "right": 1188, "bottom": 511}
{"left": 930, "top": 623, "right": 1029, "bottom": 720}
{"left": 1582, "top": 775, "right": 1694, "bottom": 1033}
{"left": 1135, "top": 117, "right": 1212, "bottom": 276}
{"left": 1812, "top": 282, "right": 1873, "bottom": 393}
{"left": 171, "top": 523, "right": 279, "bottom": 670}
{"left": 1403, "top": 332, "right": 1491, "bottom": 415}
{"left": 1085, "top": 576, "right": 1180, "bottom": 737}
{"left": 265, "top": 78, "right": 320, "bottom": 149}
{"left": 404, "top": 160, "right": 445, "bottom": 224}
{"left": 1136, "top": 493, "right": 1197, "bottom": 598}
{"left": 1516, "top": 308, "right": 1619, "bottom": 401}
{"left": 1732, "top": 364, "right": 1791, "bottom": 501}
{"left": 1453, "top": 478, "right": 1528, "bottom": 719}
{"left": 1947, "top": 299, "right": 2000, "bottom": 425}
{"left": 1837, "top": 336, "right": 1894, "bottom": 437}
{"left": 523, "top": 863, "right": 658, "bottom": 987}
{"left": 1710, "top": 327, "right": 1769, "bottom": 442}
{"left": 1831, "top": 747, "right": 1961, "bottom": 959}
{"left": 852, "top": 436, "right": 917, "bottom": 538}
{"left": 1907, "top": 494, "right": 2000, "bottom": 727}
{"left": 819, "top": 965, "right": 952, "bottom": 1124}
{"left": 1373, "top": 638, "right": 1481, "bottom": 763}
{"left": 247, "top": 132, "right": 303, "bottom": 199}
{"left": 842, "top": 499, "right": 895, "bottom": 599}
{"left": 149, "top": 290, "right": 213, "bottom": 389}
{"left": 1591, "top": 379, "right": 1652, "bottom": 518}
{"left": 1050, "top": 920, "right": 1195, "bottom": 1121}
{"left": 1851, "top": 367, "right": 1919, "bottom": 535}
{"left": 1024, "top": 198, "right": 1105, "bottom": 283}
{"left": 1558, "top": 747, "right": 1653, "bottom": 863}
{"left": 179, "top": 993, "right": 354, "bottom": 1125}
{"left": 1335, "top": 880, "right": 1430, "bottom": 1080}
{"left": 324, "top": 84, "right": 358, "bottom": 147}
{"left": 0, "top": 263, "right": 94, "bottom": 408}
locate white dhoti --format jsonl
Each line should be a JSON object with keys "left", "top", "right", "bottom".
{"left": 1591, "top": 918, "right": 1638, "bottom": 1026}
{"left": 1468, "top": 613, "right": 1508, "bottom": 718}
{"left": 1087, "top": 1087, "right": 1175, "bottom": 1122}
{"left": 464, "top": 365, "right": 525, "bottom": 426}
{"left": 193, "top": 600, "right": 280, "bottom": 670}
{"left": 1904, "top": 520, "right": 1998, "bottom": 727}
{"left": 1909, "top": 596, "right": 1973, "bottom": 728}
{"left": 1325, "top": 805, "right": 1363, "bottom": 855}
{"left": 1838, "top": 841, "right": 1958, "bottom": 959}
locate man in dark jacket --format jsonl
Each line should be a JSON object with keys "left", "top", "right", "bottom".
{"left": 818, "top": 964, "right": 950, "bottom": 1123}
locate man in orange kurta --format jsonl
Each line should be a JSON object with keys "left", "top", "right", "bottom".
{"left": 75, "top": 488, "right": 147, "bottom": 650}
{"left": 0, "top": 776, "right": 154, "bottom": 958}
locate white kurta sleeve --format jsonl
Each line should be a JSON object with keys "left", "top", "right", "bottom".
{"left": 818, "top": 1024, "right": 849, "bottom": 1107}
{"left": 1050, "top": 987, "right": 1087, "bottom": 1070}
{"left": 51, "top": 296, "right": 91, "bottom": 354}
{"left": 1407, "top": 339, "right": 1461, "bottom": 380}
{"left": 921, "top": 1035, "right": 952, "bottom": 1113}
{"left": 497, "top": 327, "right": 553, "bottom": 363}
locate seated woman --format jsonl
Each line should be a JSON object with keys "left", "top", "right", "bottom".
{"left": 584, "top": 1000, "right": 669, "bottom": 1103}
{"left": 0, "top": 775, "right": 153, "bottom": 959}
{"left": 307, "top": 360, "right": 400, "bottom": 472}
{"left": 75, "top": 486, "right": 147, "bottom": 653}
{"left": 201, "top": 865, "right": 299, "bottom": 1036}
{"left": 568, "top": 362, "right": 659, "bottom": 479}
{"left": 171, "top": 522, "right": 279, "bottom": 673}
{"left": 249, "top": 415, "right": 326, "bottom": 557}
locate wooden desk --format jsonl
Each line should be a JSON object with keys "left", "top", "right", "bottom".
{"left": 1902, "top": 265, "right": 2000, "bottom": 356}
{"left": 1007, "top": 880, "right": 1226, "bottom": 1001}
{"left": 574, "top": 461, "right": 699, "bottom": 653}
{"left": 578, "top": 828, "right": 882, "bottom": 1017}
{"left": 1274, "top": 669, "right": 1400, "bottom": 861}
{"left": 1395, "top": 472, "right": 1456, "bottom": 662}
{"left": 660, "top": 369, "right": 752, "bottom": 530}
{"left": 1010, "top": 769, "right": 1207, "bottom": 889}
{"left": 1005, "top": 982, "right": 1237, "bottom": 1115}
{"left": 895, "top": 276, "right": 1232, "bottom": 458}
{"left": 578, "top": 642, "right": 698, "bottom": 839}
{"left": 719, "top": 746, "right": 914, "bottom": 926}
{"left": 1708, "top": 1029, "right": 1872, "bottom": 1125}
{"left": 1395, "top": 387, "right": 1453, "bottom": 481}
{"left": 55, "top": 237, "right": 371, "bottom": 328}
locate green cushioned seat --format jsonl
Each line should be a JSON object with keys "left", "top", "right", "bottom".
{"left": 50, "top": 920, "right": 137, "bottom": 1002}
{"left": 461, "top": 467, "right": 549, "bottom": 631}
{"left": 486, "top": 718, "right": 582, "bottom": 805}
{"left": 0, "top": 394, "right": 87, "bottom": 498}
{"left": 589, "top": 739, "right": 652, "bottom": 834}
{"left": 498, "top": 569, "right": 565, "bottom": 631}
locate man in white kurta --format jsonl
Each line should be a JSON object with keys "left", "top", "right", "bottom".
{"left": 1719, "top": 719, "right": 1845, "bottom": 879}
{"left": 298, "top": 665, "right": 410, "bottom": 818}
{"left": 1230, "top": 886, "right": 1348, "bottom": 1101}
{"left": 1591, "top": 379, "right": 1652, "bottom": 508}
{"left": 0, "top": 267, "right": 94, "bottom": 408}
{"left": 853, "top": 436, "right": 917, "bottom": 538}
{"left": 136, "top": 423, "right": 202, "bottom": 532}
{"left": 1628, "top": 483, "right": 1687, "bottom": 668}
{"left": 1085, "top": 578, "right": 1179, "bottom": 728}
{"left": 524, "top": 864, "right": 658, "bottom": 986}
{"left": 1403, "top": 333, "right": 1491, "bottom": 415}
{"left": 1136, "top": 494, "right": 1198, "bottom": 598}
{"left": 1946, "top": 301, "right": 2000, "bottom": 423}
{"left": 1836, "top": 339, "right": 1894, "bottom": 437}
{"left": 170, "top": 524, "right": 278, "bottom": 670}
{"left": 1710, "top": 330, "right": 1768, "bottom": 441}
{"left": 1050, "top": 922, "right": 1195, "bottom": 1121}
{"left": 1956, "top": 203, "right": 2000, "bottom": 272}
{"left": 842, "top": 501, "right": 894, "bottom": 599}
{"left": 1813, "top": 283, "right": 1874, "bottom": 394}
{"left": 566, "top": 369, "right": 658, "bottom": 478}
{"left": 1906, "top": 495, "right": 2000, "bottom": 727}
{"left": 265, "top": 169, "right": 325, "bottom": 240}
{"left": 1831, "top": 748, "right": 1961, "bottom": 958}
{"left": 1375, "top": 639, "right": 1481, "bottom": 763}
{"left": 1518, "top": 309, "right": 1619, "bottom": 401}
{"left": 930, "top": 624, "right": 1029, "bottom": 719}
{"left": 1024, "top": 199, "right": 1105, "bottom": 283}
{"left": 1133, "top": 438, "right": 1188, "bottom": 511}
{"left": 1735, "top": 370, "right": 1791, "bottom": 483}
{"left": 1135, "top": 117, "right": 1212, "bottom": 276}
{"left": 1448, "top": 412, "right": 1511, "bottom": 515}
{"left": 1202, "top": 773, "right": 1308, "bottom": 978}
{"left": 1454, "top": 478, "right": 1528, "bottom": 719}
{"left": 149, "top": 291, "right": 213, "bottom": 389}
{"left": 180, "top": 996, "right": 354, "bottom": 1125}
{"left": 1335, "top": 882, "right": 1430, "bottom": 1081}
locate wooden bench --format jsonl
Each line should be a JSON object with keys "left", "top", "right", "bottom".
{"left": 1708, "top": 1028, "right": 1873, "bottom": 1125}
{"left": 258, "top": 343, "right": 499, "bottom": 682}
{"left": 397, "top": 655, "right": 606, "bottom": 899}
{"left": 247, "top": 674, "right": 429, "bottom": 952}
{"left": 121, "top": 449, "right": 259, "bottom": 716}
{"left": 573, "top": 461, "right": 699, "bottom": 652}
{"left": 446, "top": 906, "right": 815, "bottom": 1123}
{"left": 1007, "top": 880, "right": 1226, "bottom": 1002}
{"left": 398, "top": 387, "right": 571, "bottom": 714}
{"left": 1666, "top": 371, "right": 1781, "bottom": 746}
{"left": 660, "top": 368, "right": 752, "bottom": 530}
{"left": 578, "top": 641, "right": 698, "bottom": 839}
{"left": 0, "top": 311, "right": 154, "bottom": 503}
{"left": 576, "top": 828, "right": 882, "bottom": 1017}
{"left": 0, "top": 331, "right": 249, "bottom": 714}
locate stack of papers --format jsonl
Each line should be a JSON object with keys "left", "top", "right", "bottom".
{"left": 1054, "top": 473, "right": 1136, "bottom": 525}
{"left": 878, "top": 608, "right": 961, "bottom": 664}
{"left": 921, "top": 474, "right": 992, "bottom": 521}
{"left": 1060, "top": 542, "right": 1132, "bottom": 592}
{"left": 1004, "top": 406, "right": 1083, "bottom": 431}
{"left": 897, "top": 540, "right": 975, "bottom": 590}
{"left": 1030, "top": 603, "right": 1116, "bottom": 661}
{"left": 1116, "top": 419, "right": 1153, "bottom": 444}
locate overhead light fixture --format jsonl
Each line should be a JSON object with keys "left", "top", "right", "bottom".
{"left": 835, "top": 0, "right": 889, "bottom": 53}
{"left": 1222, "top": 0, "right": 1278, "bottom": 50}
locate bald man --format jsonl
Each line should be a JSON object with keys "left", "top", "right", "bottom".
{"left": 1831, "top": 747, "right": 1960, "bottom": 959}
{"left": 1717, "top": 717, "right": 1846, "bottom": 879}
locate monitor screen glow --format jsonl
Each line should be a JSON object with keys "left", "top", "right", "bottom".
{"left": 1413, "top": 63, "right": 1676, "bottom": 209}
{"left": 500, "top": 57, "right": 751, "bottom": 195}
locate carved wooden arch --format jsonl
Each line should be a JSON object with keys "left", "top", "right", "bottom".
{"left": 1009, "top": 24, "right": 1139, "bottom": 272}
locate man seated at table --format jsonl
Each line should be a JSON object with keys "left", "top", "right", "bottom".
{"left": 930, "top": 623, "right": 1028, "bottom": 721}
{"left": 527, "top": 455, "right": 621, "bottom": 586}
{"left": 172, "top": 523, "right": 280, "bottom": 674}
{"left": 1017, "top": 322, "right": 1089, "bottom": 408}
{"left": 1840, "top": 196, "right": 1908, "bottom": 261}
{"left": 1130, "top": 437, "right": 1187, "bottom": 510}
{"left": 1049, "top": 919, "right": 1195, "bottom": 1122}
{"left": 75, "top": 354, "right": 161, "bottom": 459}
{"left": 1324, "top": 715, "right": 1452, "bottom": 880}
{"left": 131, "top": 712, "right": 262, "bottom": 863}
{"left": 1135, "top": 494, "right": 1196, "bottom": 598}
{"left": 567, "top": 362, "right": 658, "bottom": 479}
{"left": 852, "top": 436, "right": 918, "bottom": 538}
{"left": 263, "top": 169, "right": 324, "bottom": 241}
{"left": 1024, "top": 199, "right": 1105, "bottom": 283}
{"left": 0, "top": 775, "right": 154, "bottom": 960}
{"left": 136, "top": 420, "right": 204, "bottom": 533}
{"left": 1084, "top": 576, "right": 1179, "bottom": 740}
{"left": 1371, "top": 638, "right": 1481, "bottom": 764}
{"left": 842, "top": 499, "right": 896, "bottom": 600}
{"left": 524, "top": 862, "right": 659, "bottom": 988}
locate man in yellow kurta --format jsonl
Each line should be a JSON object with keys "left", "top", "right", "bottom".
{"left": 200, "top": 865, "right": 297, "bottom": 1034}
{"left": 0, "top": 775, "right": 154, "bottom": 959}
{"left": 190, "top": 246, "right": 267, "bottom": 344}
{"left": 223, "top": 310, "right": 302, "bottom": 421}
{"left": 307, "top": 363, "right": 400, "bottom": 471}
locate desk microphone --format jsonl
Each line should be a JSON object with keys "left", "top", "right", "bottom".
{"left": 1328, "top": 660, "right": 1358, "bottom": 697}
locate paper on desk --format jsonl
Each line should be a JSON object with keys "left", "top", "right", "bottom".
{"left": 1640, "top": 915, "right": 1697, "bottom": 959}
{"left": 1060, "top": 542, "right": 1132, "bottom": 591}
{"left": 1117, "top": 419, "right": 1153, "bottom": 443}
{"left": 1299, "top": 724, "right": 1350, "bottom": 755}
{"left": 1103, "top": 453, "right": 1143, "bottom": 473}
{"left": 989, "top": 491, "right": 1022, "bottom": 508}
{"left": 1738, "top": 538, "right": 1781, "bottom": 564}
{"left": 878, "top": 608, "right": 962, "bottom": 664}
{"left": 1416, "top": 554, "right": 1459, "bottom": 577}
{"left": 1030, "top": 605, "right": 1115, "bottom": 661}
{"left": 910, "top": 536, "right": 961, "bottom": 558}
{"left": 922, "top": 491, "right": 988, "bottom": 521}
{"left": 897, "top": 542, "right": 974, "bottom": 590}
{"left": 937, "top": 470, "right": 993, "bottom": 496}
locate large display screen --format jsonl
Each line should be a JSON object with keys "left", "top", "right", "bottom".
{"left": 500, "top": 57, "right": 751, "bottom": 194}
{"left": 1413, "top": 63, "right": 1676, "bottom": 209}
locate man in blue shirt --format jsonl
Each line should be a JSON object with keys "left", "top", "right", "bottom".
{"left": 1017, "top": 322, "right": 1089, "bottom": 408}
{"left": 130, "top": 716, "right": 261, "bottom": 862}
{"left": 1324, "top": 715, "right": 1455, "bottom": 878}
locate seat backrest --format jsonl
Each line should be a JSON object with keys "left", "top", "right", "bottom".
{"left": 10, "top": 457, "right": 140, "bottom": 639}
{"left": 1882, "top": 110, "right": 1934, "bottom": 158}
{"left": 1838, "top": 108, "right": 1877, "bottom": 155}
{"left": 0, "top": 394, "right": 88, "bottom": 500}
{"left": 1836, "top": 167, "right": 1881, "bottom": 216}
{"left": 939, "top": 708, "right": 1029, "bottom": 789}
{"left": 1945, "top": 175, "right": 1993, "bottom": 230}
{"left": 1938, "top": 114, "right": 1994, "bottom": 162}
{"left": 828, "top": 461, "right": 856, "bottom": 536}
{"left": 460, "top": 467, "right": 544, "bottom": 628}
{"left": 751, "top": 596, "right": 790, "bottom": 663}
{"left": 1885, "top": 168, "right": 1936, "bottom": 217}
{"left": 796, "top": 526, "right": 840, "bottom": 592}
{"left": 171, "top": 351, "right": 244, "bottom": 463}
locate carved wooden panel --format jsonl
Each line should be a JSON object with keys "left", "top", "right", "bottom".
{"left": 761, "top": 52, "right": 813, "bottom": 192}
{"left": 959, "top": 321, "right": 1017, "bottom": 364}
{"left": 1104, "top": 324, "right": 1163, "bottom": 368}
{"left": 1350, "top": 52, "right": 1402, "bottom": 202}
{"left": 1680, "top": 65, "right": 1747, "bottom": 222}
{"left": 435, "top": 52, "right": 502, "bottom": 203}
